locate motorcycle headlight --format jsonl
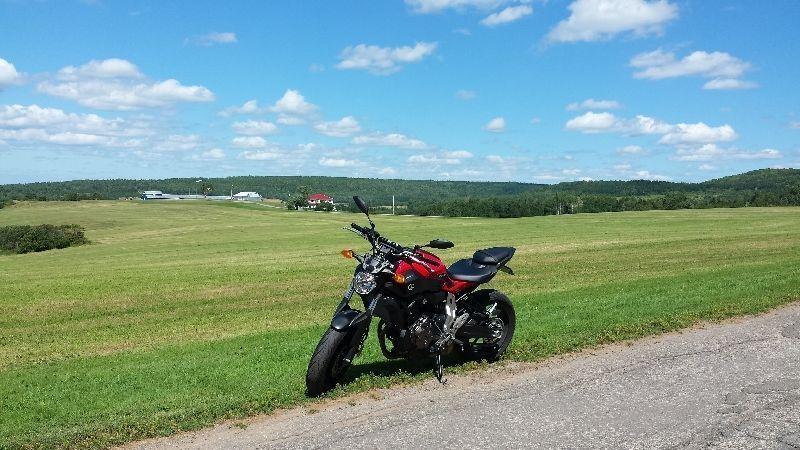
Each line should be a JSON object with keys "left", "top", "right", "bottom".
{"left": 353, "top": 271, "right": 377, "bottom": 295}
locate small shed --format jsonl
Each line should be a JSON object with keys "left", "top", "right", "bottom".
{"left": 233, "top": 191, "right": 263, "bottom": 201}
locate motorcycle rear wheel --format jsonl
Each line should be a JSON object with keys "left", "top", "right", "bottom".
{"left": 459, "top": 290, "right": 515, "bottom": 362}
{"left": 305, "top": 328, "right": 356, "bottom": 396}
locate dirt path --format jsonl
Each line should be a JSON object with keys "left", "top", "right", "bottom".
{"left": 126, "top": 303, "right": 800, "bottom": 449}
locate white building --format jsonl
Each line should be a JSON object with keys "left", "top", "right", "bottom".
{"left": 140, "top": 190, "right": 170, "bottom": 200}
{"left": 233, "top": 191, "right": 263, "bottom": 201}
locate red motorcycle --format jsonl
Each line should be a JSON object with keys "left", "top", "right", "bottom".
{"left": 306, "top": 196, "right": 516, "bottom": 396}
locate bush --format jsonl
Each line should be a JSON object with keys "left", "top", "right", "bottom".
{"left": 314, "top": 202, "right": 334, "bottom": 212}
{"left": 0, "top": 224, "right": 88, "bottom": 254}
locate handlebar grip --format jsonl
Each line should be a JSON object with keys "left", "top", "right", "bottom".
{"left": 351, "top": 223, "right": 368, "bottom": 234}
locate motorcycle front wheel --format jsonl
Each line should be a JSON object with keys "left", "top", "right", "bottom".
{"left": 305, "top": 328, "right": 357, "bottom": 396}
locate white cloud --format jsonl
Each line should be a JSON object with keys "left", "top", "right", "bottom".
{"left": 408, "top": 149, "right": 473, "bottom": 166}
{"left": 617, "top": 145, "right": 647, "bottom": 155}
{"left": 405, "top": 0, "right": 509, "bottom": 13}
{"left": 729, "top": 148, "right": 782, "bottom": 160}
{"left": 0, "top": 129, "right": 113, "bottom": 146}
{"left": 484, "top": 116, "right": 506, "bottom": 132}
{"left": 790, "top": 121, "right": 800, "bottom": 130}
{"left": 480, "top": 5, "right": 532, "bottom": 26}
{"left": 530, "top": 117, "right": 541, "bottom": 124}
{"left": 703, "top": 78, "right": 758, "bottom": 90}
{"left": 240, "top": 150, "right": 282, "bottom": 160}
{"left": 232, "top": 136, "right": 268, "bottom": 148}
{"left": 0, "top": 103, "right": 150, "bottom": 148}
{"left": 672, "top": 143, "right": 724, "bottom": 161}
{"left": 152, "top": 134, "right": 202, "bottom": 152}
{"left": 378, "top": 167, "right": 397, "bottom": 175}
{"left": 631, "top": 49, "right": 756, "bottom": 89}
{"left": 192, "top": 148, "right": 226, "bottom": 160}
{"left": 274, "top": 115, "right": 303, "bottom": 126}
{"left": 566, "top": 111, "right": 691, "bottom": 137}
{"left": 56, "top": 58, "right": 143, "bottom": 80}
{"left": 309, "top": 63, "right": 325, "bottom": 73}
{"left": 562, "top": 168, "right": 581, "bottom": 176}
{"left": 614, "top": 163, "right": 671, "bottom": 180}
{"left": 336, "top": 42, "right": 438, "bottom": 75}
{"left": 565, "top": 111, "right": 617, "bottom": 133}
{"left": 352, "top": 132, "right": 428, "bottom": 149}
{"left": 219, "top": 99, "right": 266, "bottom": 117}
{"left": 408, "top": 154, "right": 464, "bottom": 165}
{"left": 566, "top": 98, "right": 622, "bottom": 111}
{"left": 631, "top": 50, "right": 749, "bottom": 79}
{"left": 443, "top": 150, "right": 473, "bottom": 158}
{"left": 0, "top": 58, "right": 22, "bottom": 88}
{"left": 672, "top": 144, "right": 781, "bottom": 161}
{"left": 314, "top": 116, "right": 361, "bottom": 137}
{"left": 633, "top": 170, "right": 671, "bottom": 181}
{"left": 486, "top": 155, "right": 506, "bottom": 163}
{"left": 698, "top": 164, "right": 715, "bottom": 171}
{"left": 659, "top": 122, "right": 737, "bottom": 144}
{"left": 232, "top": 120, "right": 279, "bottom": 136}
{"left": 547, "top": 0, "right": 678, "bottom": 43}
{"left": 408, "top": 154, "right": 440, "bottom": 164}
{"left": 319, "top": 157, "right": 358, "bottom": 167}
{"left": 185, "top": 32, "right": 237, "bottom": 46}
{"left": 455, "top": 89, "right": 476, "bottom": 100}
{"left": 38, "top": 58, "right": 215, "bottom": 110}
{"left": 270, "top": 89, "right": 318, "bottom": 116}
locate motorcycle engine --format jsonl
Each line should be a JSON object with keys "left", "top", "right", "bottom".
{"left": 409, "top": 313, "right": 445, "bottom": 350}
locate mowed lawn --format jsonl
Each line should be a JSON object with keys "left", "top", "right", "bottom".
{"left": 1, "top": 201, "right": 799, "bottom": 448}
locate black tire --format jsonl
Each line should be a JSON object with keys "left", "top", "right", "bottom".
{"left": 305, "top": 328, "right": 355, "bottom": 397}
{"left": 459, "top": 290, "right": 515, "bottom": 362}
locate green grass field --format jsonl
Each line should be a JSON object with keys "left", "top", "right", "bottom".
{"left": 1, "top": 201, "right": 799, "bottom": 448}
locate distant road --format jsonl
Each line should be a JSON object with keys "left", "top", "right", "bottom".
{"left": 128, "top": 303, "right": 800, "bottom": 449}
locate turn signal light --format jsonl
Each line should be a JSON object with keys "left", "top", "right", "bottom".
{"left": 341, "top": 249, "right": 354, "bottom": 259}
{"left": 393, "top": 273, "right": 406, "bottom": 284}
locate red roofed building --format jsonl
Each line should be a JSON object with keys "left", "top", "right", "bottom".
{"left": 308, "top": 193, "right": 333, "bottom": 206}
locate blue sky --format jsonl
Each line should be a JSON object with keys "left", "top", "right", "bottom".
{"left": 1, "top": 0, "right": 798, "bottom": 184}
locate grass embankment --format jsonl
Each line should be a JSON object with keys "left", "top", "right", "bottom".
{"left": 1, "top": 201, "right": 798, "bottom": 448}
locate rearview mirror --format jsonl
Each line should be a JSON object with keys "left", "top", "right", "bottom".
{"left": 353, "top": 196, "right": 369, "bottom": 215}
{"left": 427, "top": 239, "right": 454, "bottom": 249}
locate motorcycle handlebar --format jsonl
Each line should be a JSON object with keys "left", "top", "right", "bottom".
{"left": 350, "top": 223, "right": 370, "bottom": 235}
{"left": 350, "top": 222, "right": 405, "bottom": 254}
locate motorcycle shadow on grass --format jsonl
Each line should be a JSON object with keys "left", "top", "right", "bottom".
{"left": 338, "top": 353, "right": 473, "bottom": 388}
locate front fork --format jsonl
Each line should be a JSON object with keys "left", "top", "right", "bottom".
{"left": 331, "top": 282, "right": 380, "bottom": 365}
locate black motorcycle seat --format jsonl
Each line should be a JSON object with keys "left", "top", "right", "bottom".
{"left": 472, "top": 247, "right": 515, "bottom": 266}
{"left": 447, "top": 258, "right": 498, "bottom": 283}
{"left": 447, "top": 247, "right": 515, "bottom": 283}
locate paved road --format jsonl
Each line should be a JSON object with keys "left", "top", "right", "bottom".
{"left": 129, "top": 303, "right": 800, "bottom": 449}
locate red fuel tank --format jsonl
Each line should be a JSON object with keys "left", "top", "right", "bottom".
{"left": 406, "top": 249, "right": 447, "bottom": 277}
{"left": 394, "top": 250, "right": 477, "bottom": 295}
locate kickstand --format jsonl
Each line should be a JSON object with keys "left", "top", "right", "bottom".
{"left": 434, "top": 353, "right": 447, "bottom": 384}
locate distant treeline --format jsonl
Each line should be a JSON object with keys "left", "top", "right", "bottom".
{"left": 1, "top": 169, "right": 799, "bottom": 217}
{"left": 0, "top": 176, "right": 536, "bottom": 205}
{"left": 407, "top": 169, "right": 800, "bottom": 217}
{"left": 406, "top": 188, "right": 800, "bottom": 218}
